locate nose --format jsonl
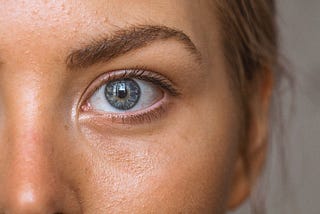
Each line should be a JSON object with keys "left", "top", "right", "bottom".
{"left": 0, "top": 109, "right": 81, "bottom": 213}
{"left": 0, "top": 129, "right": 81, "bottom": 214}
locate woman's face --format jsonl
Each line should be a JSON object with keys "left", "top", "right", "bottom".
{"left": 0, "top": 0, "right": 261, "bottom": 213}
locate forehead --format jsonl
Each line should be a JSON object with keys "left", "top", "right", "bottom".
{"left": 0, "top": 1, "right": 215, "bottom": 55}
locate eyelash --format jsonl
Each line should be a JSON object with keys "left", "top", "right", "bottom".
{"left": 80, "top": 67, "right": 181, "bottom": 124}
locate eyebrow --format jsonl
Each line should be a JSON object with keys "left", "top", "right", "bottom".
{"left": 66, "top": 25, "right": 201, "bottom": 70}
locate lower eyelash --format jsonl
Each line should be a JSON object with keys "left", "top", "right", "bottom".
{"left": 109, "top": 102, "right": 168, "bottom": 124}
{"left": 80, "top": 99, "right": 169, "bottom": 125}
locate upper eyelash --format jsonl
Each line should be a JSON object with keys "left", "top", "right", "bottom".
{"left": 84, "top": 68, "right": 181, "bottom": 103}
{"left": 112, "top": 68, "right": 181, "bottom": 97}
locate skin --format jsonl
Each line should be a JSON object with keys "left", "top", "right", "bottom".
{"left": 0, "top": 0, "right": 272, "bottom": 213}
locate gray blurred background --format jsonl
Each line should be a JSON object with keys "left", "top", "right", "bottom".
{"left": 232, "top": 0, "right": 320, "bottom": 214}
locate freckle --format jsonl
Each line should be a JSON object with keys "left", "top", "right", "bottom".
{"left": 64, "top": 124, "right": 69, "bottom": 130}
{"left": 84, "top": 166, "right": 91, "bottom": 175}
{"left": 31, "top": 9, "right": 39, "bottom": 15}
{"left": 102, "top": 17, "right": 108, "bottom": 24}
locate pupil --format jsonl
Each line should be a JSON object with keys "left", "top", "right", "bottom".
{"left": 116, "top": 83, "right": 127, "bottom": 99}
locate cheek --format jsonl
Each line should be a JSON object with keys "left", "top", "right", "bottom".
{"left": 65, "top": 88, "right": 241, "bottom": 213}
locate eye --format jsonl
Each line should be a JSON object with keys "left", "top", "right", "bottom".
{"left": 80, "top": 69, "right": 181, "bottom": 124}
{"left": 88, "top": 78, "right": 163, "bottom": 113}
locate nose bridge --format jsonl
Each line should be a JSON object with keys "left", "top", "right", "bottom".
{"left": 0, "top": 73, "right": 68, "bottom": 213}
{"left": 4, "top": 73, "right": 55, "bottom": 169}
{"left": 3, "top": 66, "right": 59, "bottom": 143}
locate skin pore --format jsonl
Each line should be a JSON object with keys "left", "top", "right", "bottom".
{"left": 0, "top": 0, "right": 272, "bottom": 213}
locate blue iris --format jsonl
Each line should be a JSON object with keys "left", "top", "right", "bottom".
{"left": 105, "top": 79, "right": 141, "bottom": 110}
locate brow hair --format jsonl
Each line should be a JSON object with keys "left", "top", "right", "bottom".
{"left": 66, "top": 25, "right": 201, "bottom": 70}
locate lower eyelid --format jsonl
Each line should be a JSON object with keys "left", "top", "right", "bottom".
{"left": 79, "top": 96, "right": 169, "bottom": 125}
